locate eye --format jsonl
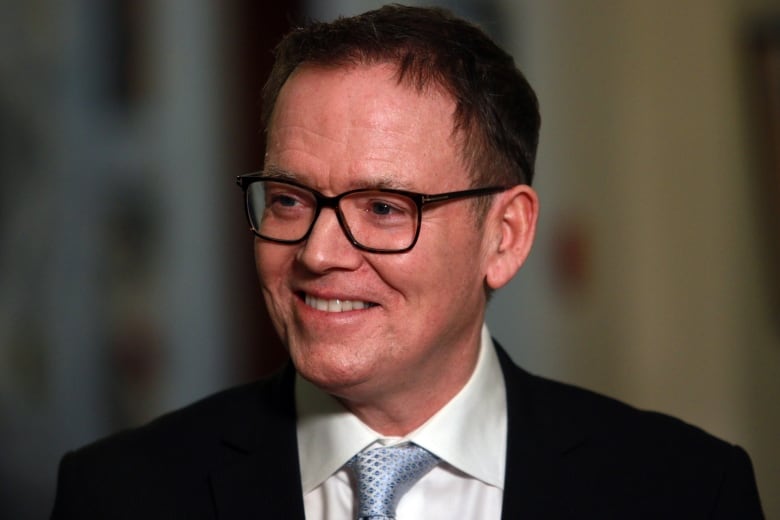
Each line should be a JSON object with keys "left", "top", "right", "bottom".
{"left": 264, "top": 183, "right": 312, "bottom": 209}
{"left": 260, "top": 182, "right": 315, "bottom": 221}
{"left": 370, "top": 201, "right": 397, "bottom": 216}
{"left": 356, "top": 193, "right": 415, "bottom": 222}
{"left": 270, "top": 193, "right": 301, "bottom": 207}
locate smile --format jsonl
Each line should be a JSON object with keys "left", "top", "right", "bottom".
{"left": 304, "top": 294, "right": 377, "bottom": 312}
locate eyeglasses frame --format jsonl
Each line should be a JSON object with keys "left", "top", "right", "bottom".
{"left": 236, "top": 172, "right": 509, "bottom": 254}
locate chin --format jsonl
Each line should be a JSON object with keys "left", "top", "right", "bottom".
{"left": 292, "top": 347, "right": 375, "bottom": 394}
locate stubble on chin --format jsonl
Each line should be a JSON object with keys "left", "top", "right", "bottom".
{"left": 289, "top": 336, "right": 380, "bottom": 394}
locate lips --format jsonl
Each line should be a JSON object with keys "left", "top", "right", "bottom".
{"left": 303, "top": 294, "right": 377, "bottom": 312}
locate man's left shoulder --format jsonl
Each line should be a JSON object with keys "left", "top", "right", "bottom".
{"left": 500, "top": 354, "right": 763, "bottom": 517}
{"left": 498, "top": 347, "right": 743, "bottom": 455}
{"left": 521, "top": 368, "right": 738, "bottom": 455}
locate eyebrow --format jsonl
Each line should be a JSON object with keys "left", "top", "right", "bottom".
{"left": 356, "top": 175, "right": 406, "bottom": 191}
{"left": 261, "top": 166, "right": 410, "bottom": 192}
{"left": 262, "top": 165, "right": 299, "bottom": 182}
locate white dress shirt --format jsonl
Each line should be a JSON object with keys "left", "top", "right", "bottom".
{"left": 296, "top": 324, "right": 507, "bottom": 519}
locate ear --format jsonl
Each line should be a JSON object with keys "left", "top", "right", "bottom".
{"left": 483, "top": 185, "right": 539, "bottom": 290}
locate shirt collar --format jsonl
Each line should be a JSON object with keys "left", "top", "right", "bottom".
{"left": 295, "top": 324, "right": 507, "bottom": 493}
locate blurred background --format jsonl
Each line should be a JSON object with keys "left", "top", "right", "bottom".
{"left": 1, "top": 0, "right": 778, "bottom": 517}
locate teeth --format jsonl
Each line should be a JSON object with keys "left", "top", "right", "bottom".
{"left": 305, "top": 294, "right": 372, "bottom": 312}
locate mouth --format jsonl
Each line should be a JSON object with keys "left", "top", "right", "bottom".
{"left": 302, "top": 293, "right": 378, "bottom": 313}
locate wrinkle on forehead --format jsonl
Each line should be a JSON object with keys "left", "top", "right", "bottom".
{"left": 262, "top": 164, "right": 405, "bottom": 192}
{"left": 265, "top": 63, "right": 469, "bottom": 194}
{"left": 271, "top": 63, "right": 457, "bottom": 144}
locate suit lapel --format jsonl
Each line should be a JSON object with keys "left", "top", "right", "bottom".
{"left": 495, "top": 344, "right": 586, "bottom": 518}
{"left": 209, "top": 363, "right": 306, "bottom": 519}
{"left": 205, "top": 344, "right": 586, "bottom": 518}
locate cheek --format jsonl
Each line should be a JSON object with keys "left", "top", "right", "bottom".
{"left": 254, "top": 243, "right": 270, "bottom": 281}
{"left": 254, "top": 242, "right": 291, "bottom": 298}
{"left": 254, "top": 243, "right": 295, "bottom": 335}
{"left": 434, "top": 229, "right": 488, "bottom": 300}
{"left": 377, "top": 226, "right": 484, "bottom": 303}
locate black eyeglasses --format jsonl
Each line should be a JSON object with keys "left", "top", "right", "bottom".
{"left": 236, "top": 172, "right": 508, "bottom": 253}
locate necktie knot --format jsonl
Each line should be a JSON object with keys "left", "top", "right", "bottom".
{"left": 347, "top": 443, "right": 439, "bottom": 520}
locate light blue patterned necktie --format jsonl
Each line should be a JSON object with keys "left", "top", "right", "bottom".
{"left": 346, "top": 443, "right": 440, "bottom": 520}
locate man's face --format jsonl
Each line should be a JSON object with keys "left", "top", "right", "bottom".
{"left": 257, "top": 63, "right": 494, "bottom": 409}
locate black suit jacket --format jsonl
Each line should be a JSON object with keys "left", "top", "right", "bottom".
{"left": 51, "top": 345, "right": 763, "bottom": 518}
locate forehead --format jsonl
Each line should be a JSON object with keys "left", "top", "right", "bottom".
{"left": 265, "top": 63, "right": 468, "bottom": 191}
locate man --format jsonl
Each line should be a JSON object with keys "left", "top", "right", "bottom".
{"left": 52, "top": 5, "right": 763, "bottom": 519}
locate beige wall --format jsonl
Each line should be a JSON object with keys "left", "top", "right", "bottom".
{"left": 492, "top": 0, "right": 779, "bottom": 515}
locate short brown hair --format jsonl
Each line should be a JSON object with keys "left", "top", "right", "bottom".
{"left": 262, "top": 4, "right": 540, "bottom": 189}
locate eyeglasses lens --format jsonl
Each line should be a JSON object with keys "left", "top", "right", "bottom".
{"left": 246, "top": 180, "right": 419, "bottom": 252}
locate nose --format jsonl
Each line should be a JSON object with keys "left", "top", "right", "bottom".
{"left": 296, "top": 207, "right": 363, "bottom": 273}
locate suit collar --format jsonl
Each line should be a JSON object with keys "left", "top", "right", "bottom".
{"left": 295, "top": 325, "right": 507, "bottom": 492}
{"left": 204, "top": 344, "right": 588, "bottom": 519}
{"left": 495, "top": 343, "right": 587, "bottom": 518}
{"left": 209, "top": 362, "right": 306, "bottom": 519}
